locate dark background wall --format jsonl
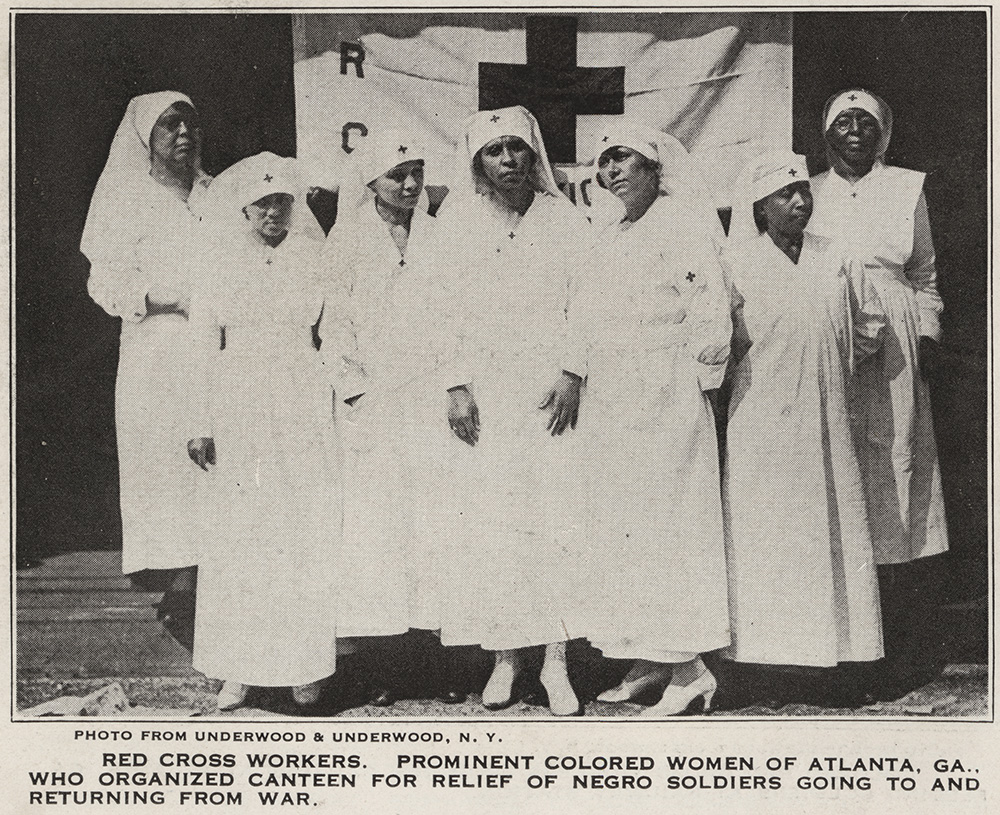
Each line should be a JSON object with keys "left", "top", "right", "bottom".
{"left": 15, "top": 13, "right": 296, "bottom": 557}
{"left": 15, "top": 13, "right": 988, "bottom": 604}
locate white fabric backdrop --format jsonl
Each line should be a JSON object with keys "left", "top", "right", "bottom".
{"left": 293, "top": 12, "right": 791, "bottom": 209}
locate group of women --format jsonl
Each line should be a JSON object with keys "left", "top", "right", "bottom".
{"left": 81, "top": 87, "right": 948, "bottom": 716}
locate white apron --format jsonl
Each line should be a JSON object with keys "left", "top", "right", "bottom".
{"left": 434, "top": 191, "right": 586, "bottom": 650}
{"left": 190, "top": 234, "right": 341, "bottom": 687}
{"left": 722, "top": 233, "right": 884, "bottom": 666}
{"left": 570, "top": 197, "right": 732, "bottom": 662}
{"left": 810, "top": 165, "right": 948, "bottom": 564}
{"left": 86, "top": 177, "right": 210, "bottom": 573}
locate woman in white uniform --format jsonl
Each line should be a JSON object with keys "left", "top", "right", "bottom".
{"left": 82, "top": 91, "right": 212, "bottom": 641}
{"left": 809, "top": 89, "right": 949, "bottom": 690}
{"left": 567, "top": 122, "right": 732, "bottom": 717}
{"left": 435, "top": 106, "right": 586, "bottom": 716}
{"left": 721, "top": 151, "right": 885, "bottom": 678}
{"left": 186, "top": 153, "right": 342, "bottom": 711}
{"left": 324, "top": 130, "right": 465, "bottom": 705}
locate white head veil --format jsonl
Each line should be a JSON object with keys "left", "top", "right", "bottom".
{"left": 81, "top": 91, "right": 199, "bottom": 261}
{"left": 453, "top": 106, "right": 562, "bottom": 202}
{"left": 341, "top": 128, "right": 432, "bottom": 224}
{"left": 591, "top": 121, "right": 723, "bottom": 241}
{"left": 728, "top": 150, "right": 810, "bottom": 250}
{"left": 202, "top": 152, "right": 319, "bottom": 243}
{"left": 823, "top": 88, "right": 893, "bottom": 162}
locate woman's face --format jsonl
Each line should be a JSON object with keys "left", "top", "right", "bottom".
{"left": 758, "top": 181, "right": 813, "bottom": 240}
{"left": 824, "top": 107, "right": 881, "bottom": 168}
{"left": 477, "top": 136, "right": 535, "bottom": 191}
{"left": 597, "top": 146, "right": 660, "bottom": 210}
{"left": 244, "top": 193, "right": 293, "bottom": 242}
{"left": 369, "top": 160, "right": 424, "bottom": 210}
{"left": 149, "top": 102, "right": 201, "bottom": 169}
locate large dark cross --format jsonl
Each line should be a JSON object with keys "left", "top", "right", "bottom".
{"left": 478, "top": 15, "right": 625, "bottom": 163}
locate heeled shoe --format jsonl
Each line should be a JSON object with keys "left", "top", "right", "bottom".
{"left": 639, "top": 668, "right": 717, "bottom": 717}
{"left": 292, "top": 680, "right": 325, "bottom": 706}
{"left": 216, "top": 681, "right": 248, "bottom": 711}
{"left": 597, "top": 668, "right": 671, "bottom": 704}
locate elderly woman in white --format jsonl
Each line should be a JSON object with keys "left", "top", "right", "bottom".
{"left": 721, "top": 151, "right": 885, "bottom": 680}
{"left": 81, "top": 91, "right": 212, "bottom": 637}
{"left": 809, "top": 89, "right": 949, "bottom": 691}
{"left": 187, "top": 154, "right": 342, "bottom": 711}
{"left": 566, "top": 122, "right": 732, "bottom": 717}
{"left": 433, "top": 106, "right": 586, "bottom": 716}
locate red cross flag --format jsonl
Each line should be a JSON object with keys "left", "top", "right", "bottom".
{"left": 294, "top": 12, "right": 790, "bottom": 211}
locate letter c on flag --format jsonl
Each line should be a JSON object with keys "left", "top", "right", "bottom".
{"left": 342, "top": 122, "right": 369, "bottom": 154}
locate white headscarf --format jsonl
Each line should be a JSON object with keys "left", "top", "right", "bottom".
{"left": 591, "top": 120, "right": 723, "bottom": 240}
{"left": 453, "top": 106, "right": 562, "bottom": 201}
{"left": 202, "top": 152, "right": 320, "bottom": 242}
{"left": 728, "top": 150, "right": 810, "bottom": 250}
{"left": 343, "top": 127, "right": 432, "bottom": 218}
{"left": 823, "top": 88, "right": 893, "bottom": 161}
{"left": 81, "top": 91, "right": 201, "bottom": 261}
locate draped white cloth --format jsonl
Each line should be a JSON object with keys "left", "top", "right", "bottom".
{"left": 722, "top": 231, "right": 885, "bottom": 666}
{"left": 567, "top": 195, "right": 732, "bottom": 661}
{"left": 82, "top": 91, "right": 211, "bottom": 574}
{"left": 433, "top": 107, "right": 588, "bottom": 650}
{"left": 323, "top": 129, "right": 445, "bottom": 635}
{"left": 810, "top": 162, "right": 949, "bottom": 565}
{"left": 188, "top": 156, "right": 341, "bottom": 687}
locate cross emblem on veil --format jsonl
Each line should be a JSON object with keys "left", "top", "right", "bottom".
{"left": 788, "top": 168, "right": 798, "bottom": 176}
{"left": 264, "top": 174, "right": 273, "bottom": 182}
{"left": 398, "top": 145, "right": 407, "bottom": 154}
{"left": 848, "top": 93, "right": 858, "bottom": 101}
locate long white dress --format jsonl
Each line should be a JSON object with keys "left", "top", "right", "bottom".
{"left": 810, "top": 164, "right": 948, "bottom": 565}
{"left": 435, "top": 190, "right": 586, "bottom": 650}
{"left": 86, "top": 173, "right": 211, "bottom": 574}
{"left": 568, "top": 196, "right": 732, "bottom": 662}
{"left": 324, "top": 202, "right": 440, "bottom": 636}
{"left": 189, "top": 232, "right": 342, "bottom": 687}
{"left": 722, "top": 232, "right": 885, "bottom": 667}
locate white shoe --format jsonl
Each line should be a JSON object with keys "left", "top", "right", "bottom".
{"left": 482, "top": 656, "right": 522, "bottom": 710}
{"left": 639, "top": 668, "right": 717, "bottom": 717}
{"left": 597, "top": 663, "right": 671, "bottom": 703}
{"left": 540, "top": 667, "right": 582, "bottom": 716}
{"left": 216, "top": 681, "right": 247, "bottom": 711}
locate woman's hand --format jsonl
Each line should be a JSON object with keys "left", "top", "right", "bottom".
{"left": 187, "top": 437, "right": 216, "bottom": 471}
{"left": 448, "top": 386, "right": 479, "bottom": 446}
{"left": 539, "top": 371, "right": 582, "bottom": 435}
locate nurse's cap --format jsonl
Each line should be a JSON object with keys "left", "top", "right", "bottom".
{"left": 466, "top": 106, "right": 537, "bottom": 158}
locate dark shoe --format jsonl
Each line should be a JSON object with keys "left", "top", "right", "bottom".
{"left": 369, "top": 688, "right": 397, "bottom": 707}
{"left": 155, "top": 589, "right": 196, "bottom": 652}
{"left": 435, "top": 689, "right": 467, "bottom": 705}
